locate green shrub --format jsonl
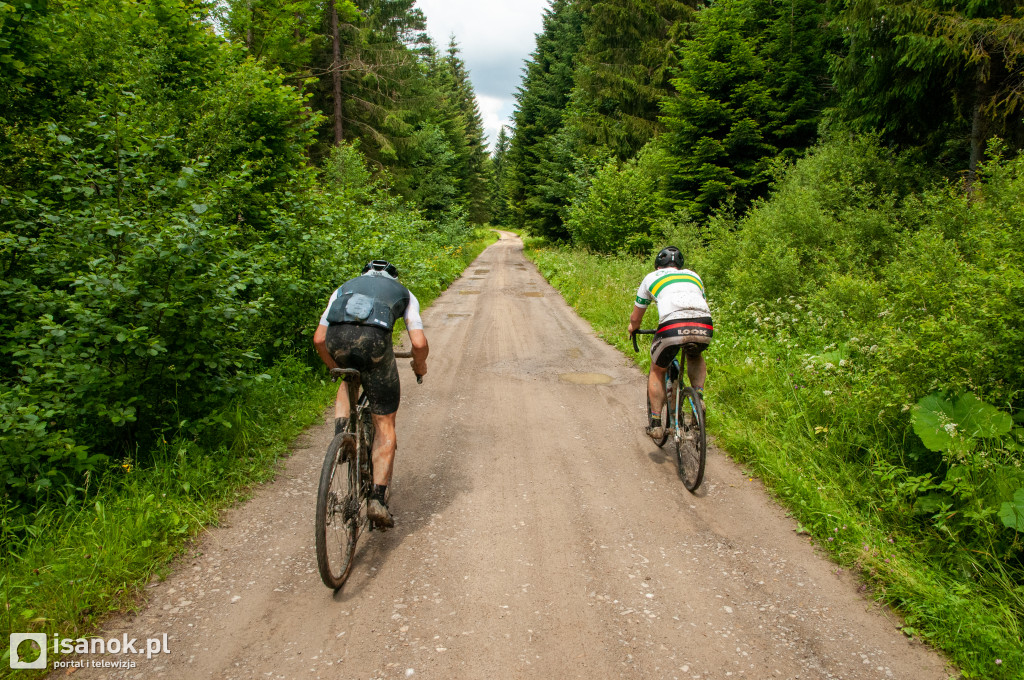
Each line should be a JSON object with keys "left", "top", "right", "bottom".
{"left": 565, "top": 146, "right": 670, "bottom": 253}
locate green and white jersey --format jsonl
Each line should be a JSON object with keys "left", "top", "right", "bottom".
{"left": 635, "top": 267, "right": 710, "bottom": 323}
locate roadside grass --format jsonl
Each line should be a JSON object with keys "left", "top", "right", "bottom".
{"left": 526, "top": 243, "right": 1021, "bottom": 680}
{"left": 0, "top": 357, "right": 335, "bottom": 678}
{"left": 0, "top": 230, "right": 498, "bottom": 678}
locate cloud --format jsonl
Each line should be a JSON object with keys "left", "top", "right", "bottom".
{"left": 477, "top": 94, "right": 514, "bottom": 151}
{"left": 417, "top": 0, "right": 549, "bottom": 149}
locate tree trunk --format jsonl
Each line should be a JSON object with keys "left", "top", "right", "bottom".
{"left": 330, "top": 0, "right": 344, "bottom": 145}
{"left": 967, "top": 74, "right": 993, "bottom": 188}
{"left": 246, "top": 1, "right": 254, "bottom": 51}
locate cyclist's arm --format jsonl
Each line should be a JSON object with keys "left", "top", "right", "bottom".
{"left": 313, "top": 324, "right": 338, "bottom": 370}
{"left": 314, "top": 292, "right": 339, "bottom": 369}
{"left": 408, "top": 329, "right": 428, "bottom": 376}
{"left": 405, "top": 292, "right": 428, "bottom": 376}
{"left": 629, "top": 276, "right": 654, "bottom": 335}
{"left": 627, "top": 305, "right": 647, "bottom": 335}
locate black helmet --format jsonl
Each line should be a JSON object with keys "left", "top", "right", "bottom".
{"left": 362, "top": 260, "right": 399, "bottom": 278}
{"left": 654, "top": 246, "right": 683, "bottom": 269}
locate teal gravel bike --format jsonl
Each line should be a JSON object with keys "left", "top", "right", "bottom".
{"left": 632, "top": 330, "right": 706, "bottom": 492}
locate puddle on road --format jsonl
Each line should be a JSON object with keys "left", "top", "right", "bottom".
{"left": 567, "top": 347, "right": 581, "bottom": 359}
{"left": 521, "top": 292, "right": 544, "bottom": 297}
{"left": 473, "top": 269, "right": 490, "bottom": 274}
{"left": 559, "top": 372, "right": 612, "bottom": 385}
{"left": 447, "top": 313, "right": 471, "bottom": 318}
{"left": 458, "top": 291, "right": 481, "bottom": 295}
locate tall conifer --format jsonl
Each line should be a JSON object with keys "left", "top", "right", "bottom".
{"left": 660, "top": 0, "right": 832, "bottom": 219}
{"left": 833, "top": 0, "right": 1024, "bottom": 174}
{"left": 567, "top": 0, "right": 695, "bottom": 161}
{"left": 507, "top": 0, "right": 585, "bottom": 238}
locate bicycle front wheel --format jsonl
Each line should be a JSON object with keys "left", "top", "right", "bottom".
{"left": 315, "top": 433, "right": 359, "bottom": 589}
{"left": 673, "top": 386, "right": 706, "bottom": 492}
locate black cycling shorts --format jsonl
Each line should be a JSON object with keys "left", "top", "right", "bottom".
{"left": 325, "top": 324, "right": 400, "bottom": 416}
{"left": 651, "top": 316, "right": 713, "bottom": 368}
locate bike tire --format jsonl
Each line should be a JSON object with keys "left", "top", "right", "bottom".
{"left": 315, "top": 433, "right": 359, "bottom": 589}
{"left": 674, "top": 386, "right": 707, "bottom": 492}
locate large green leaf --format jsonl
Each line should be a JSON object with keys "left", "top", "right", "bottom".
{"left": 998, "top": 488, "right": 1024, "bottom": 532}
{"left": 912, "top": 393, "right": 958, "bottom": 452}
{"left": 955, "top": 393, "right": 1013, "bottom": 439}
{"left": 912, "top": 392, "right": 1013, "bottom": 452}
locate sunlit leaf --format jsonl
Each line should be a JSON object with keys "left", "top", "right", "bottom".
{"left": 998, "top": 488, "right": 1024, "bottom": 532}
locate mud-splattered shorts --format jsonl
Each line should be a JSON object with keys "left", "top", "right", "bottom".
{"left": 651, "top": 316, "right": 713, "bottom": 368}
{"left": 325, "top": 324, "right": 400, "bottom": 415}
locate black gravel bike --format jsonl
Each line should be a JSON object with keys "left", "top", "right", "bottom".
{"left": 632, "top": 330, "right": 706, "bottom": 492}
{"left": 315, "top": 350, "right": 420, "bottom": 590}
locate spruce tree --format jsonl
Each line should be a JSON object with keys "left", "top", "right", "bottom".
{"left": 832, "top": 0, "right": 1024, "bottom": 175}
{"left": 660, "top": 0, "right": 832, "bottom": 219}
{"left": 567, "top": 0, "right": 695, "bottom": 161}
{"left": 443, "top": 38, "right": 492, "bottom": 224}
{"left": 490, "top": 126, "right": 512, "bottom": 226}
{"left": 506, "top": 0, "right": 585, "bottom": 238}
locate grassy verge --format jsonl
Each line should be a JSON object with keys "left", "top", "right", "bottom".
{"left": 0, "top": 357, "right": 335, "bottom": 677}
{"left": 0, "top": 229, "right": 498, "bottom": 678}
{"left": 526, "top": 243, "right": 1020, "bottom": 680}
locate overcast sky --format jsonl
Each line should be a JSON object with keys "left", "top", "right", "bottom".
{"left": 416, "top": 0, "right": 551, "bottom": 151}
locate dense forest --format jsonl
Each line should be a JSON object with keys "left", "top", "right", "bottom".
{"left": 0, "top": 0, "right": 495, "bottom": 651}
{"left": 0, "top": 0, "right": 493, "bottom": 506}
{"left": 501, "top": 0, "right": 1024, "bottom": 676}
{"left": 498, "top": 0, "right": 1023, "bottom": 241}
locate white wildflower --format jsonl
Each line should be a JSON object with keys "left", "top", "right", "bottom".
{"left": 839, "top": 359, "right": 847, "bottom": 367}
{"left": 824, "top": 362, "right": 836, "bottom": 370}
{"left": 823, "top": 390, "right": 833, "bottom": 396}
{"left": 745, "top": 357, "right": 754, "bottom": 366}
{"left": 943, "top": 422, "right": 958, "bottom": 436}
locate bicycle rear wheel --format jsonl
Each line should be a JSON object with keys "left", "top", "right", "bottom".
{"left": 315, "top": 433, "right": 359, "bottom": 589}
{"left": 673, "top": 386, "right": 706, "bottom": 492}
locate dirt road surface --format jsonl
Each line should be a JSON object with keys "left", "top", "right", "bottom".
{"left": 68, "top": 233, "right": 950, "bottom": 680}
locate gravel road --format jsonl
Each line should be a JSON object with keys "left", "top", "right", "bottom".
{"left": 65, "top": 232, "right": 951, "bottom": 680}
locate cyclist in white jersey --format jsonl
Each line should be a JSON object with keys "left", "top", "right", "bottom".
{"left": 627, "top": 246, "right": 713, "bottom": 440}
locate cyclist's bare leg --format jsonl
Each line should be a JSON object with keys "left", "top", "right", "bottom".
{"left": 686, "top": 353, "right": 707, "bottom": 392}
{"left": 648, "top": 364, "right": 669, "bottom": 414}
{"left": 333, "top": 382, "right": 350, "bottom": 419}
{"left": 370, "top": 412, "right": 398, "bottom": 486}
